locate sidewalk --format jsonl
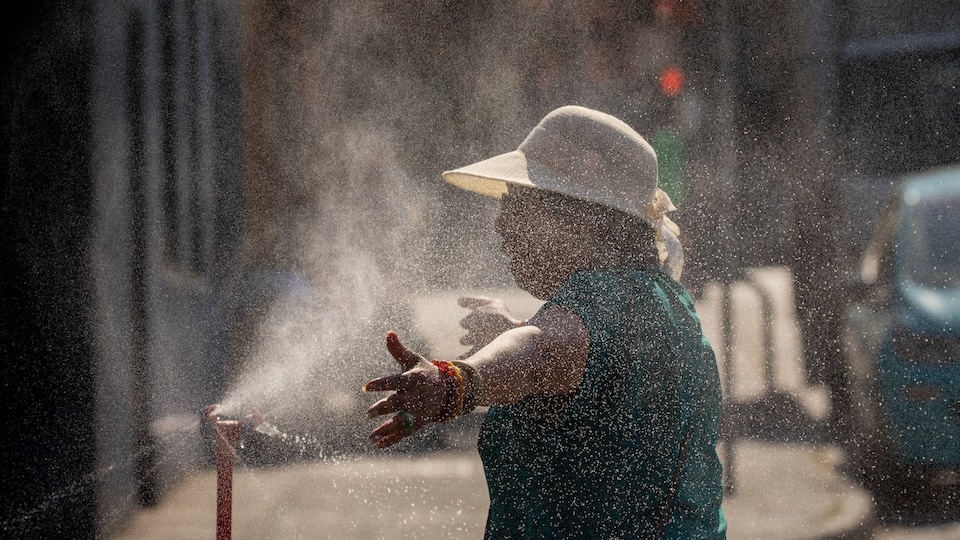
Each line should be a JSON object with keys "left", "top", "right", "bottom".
{"left": 112, "top": 440, "right": 873, "bottom": 540}
{"left": 721, "top": 440, "right": 873, "bottom": 540}
{"left": 113, "top": 279, "right": 875, "bottom": 539}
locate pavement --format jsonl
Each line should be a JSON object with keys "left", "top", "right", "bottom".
{"left": 720, "top": 440, "right": 873, "bottom": 540}
{"left": 112, "top": 277, "right": 876, "bottom": 539}
{"left": 111, "top": 438, "right": 874, "bottom": 540}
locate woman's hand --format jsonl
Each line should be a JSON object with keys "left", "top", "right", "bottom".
{"left": 363, "top": 332, "right": 449, "bottom": 448}
{"left": 457, "top": 296, "right": 524, "bottom": 359}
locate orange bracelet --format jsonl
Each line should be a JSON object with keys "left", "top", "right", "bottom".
{"left": 451, "top": 361, "right": 483, "bottom": 414}
{"left": 431, "top": 360, "right": 464, "bottom": 422}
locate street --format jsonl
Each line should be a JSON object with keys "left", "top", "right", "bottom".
{"left": 113, "top": 268, "right": 960, "bottom": 539}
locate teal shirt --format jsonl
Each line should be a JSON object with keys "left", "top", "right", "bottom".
{"left": 478, "top": 268, "right": 726, "bottom": 539}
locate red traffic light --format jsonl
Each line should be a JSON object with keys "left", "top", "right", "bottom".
{"left": 659, "top": 66, "right": 684, "bottom": 97}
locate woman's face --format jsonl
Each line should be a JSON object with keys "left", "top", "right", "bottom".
{"left": 494, "top": 187, "right": 592, "bottom": 299}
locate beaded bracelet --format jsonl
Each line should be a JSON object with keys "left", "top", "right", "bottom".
{"left": 448, "top": 363, "right": 466, "bottom": 418}
{"left": 451, "top": 361, "right": 483, "bottom": 414}
{"left": 431, "top": 360, "right": 463, "bottom": 422}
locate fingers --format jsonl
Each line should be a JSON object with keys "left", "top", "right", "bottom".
{"left": 385, "top": 331, "right": 420, "bottom": 371}
{"left": 458, "top": 311, "right": 485, "bottom": 337}
{"left": 364, "top": 392, "right": 403, "bottom": 419}
{"left": 362, "top": 373, "right": 403, "bottom": 393}
{"left": 460, "top": 330, "right": 489, "bottom": 347}
{"left": 365, "top": 333, "right": 436, "bottom": 448}
{"left": 459, "top": 310, "right": 488, "bottom": 327}
{"left": 459, "top": 310, "right": 503, "bottom": 332}
{"left": 458, "top": 310, "right": 516, "bottom": 346}
{"left": 458, "top": 295, "right": 494, "bottom": 310}
{"left": 368, "top": 412, "right": 423, "bottom": 448}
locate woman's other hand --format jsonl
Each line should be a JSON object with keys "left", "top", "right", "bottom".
{"left": 457, "top": 296, "right": 524, "bottom": 359}
{"left": 363, "top": 332, "right": 448, "bottom": 448}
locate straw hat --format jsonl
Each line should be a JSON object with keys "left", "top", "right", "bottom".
{"left": 443, "top": 105, "right": 683, "bottom": 278}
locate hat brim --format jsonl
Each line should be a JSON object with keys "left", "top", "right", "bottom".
{"left": 443, "top": 146, "right": 683, "bottom": 269}
{"left": 442, "top": 150, "right": 670, "bottom": 223}
{"left": 442, "top": 150, "right": 562, "bottom": 200}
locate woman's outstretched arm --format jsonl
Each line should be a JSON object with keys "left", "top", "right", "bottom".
{"left": 363, "top": 305, "right": 588, "bottom": 447}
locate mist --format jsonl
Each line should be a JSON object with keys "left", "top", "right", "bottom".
{"left": 5, "top": 1, "right": 959, "bottom": 538}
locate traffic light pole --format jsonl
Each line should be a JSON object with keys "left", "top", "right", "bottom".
{"left": 714, "top": 0, "right": 740, "bottom": 496}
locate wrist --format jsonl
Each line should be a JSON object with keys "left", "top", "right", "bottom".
{"left": 430, "top": 360, "right": 485, "bottom": 420}
{"left": 451, "top": 360, "right": 484, "bottom": 412}
{"left": 431, "top": 360, "right": 463, "bottom": 422}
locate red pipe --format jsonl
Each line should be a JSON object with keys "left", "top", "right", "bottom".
{"left": 214, "top": 420, "right": 241, "bottom": 540}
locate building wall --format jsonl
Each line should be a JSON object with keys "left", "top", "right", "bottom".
{"left": 0, "top": 2, "right": 97, "bottom": 537}
{"left": 90, "top": 0, "right": 243, "bottom": 535}
{"left": 0, "top": 1, "right": 242, "bottom": 537}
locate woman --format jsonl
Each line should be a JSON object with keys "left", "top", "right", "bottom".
{"left": 364, "top": 106, "right": 726, "bottom": 538}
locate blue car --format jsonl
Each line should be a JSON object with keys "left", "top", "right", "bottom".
{"left": 842, "top": 165, "right": 960, "bottom": 508}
